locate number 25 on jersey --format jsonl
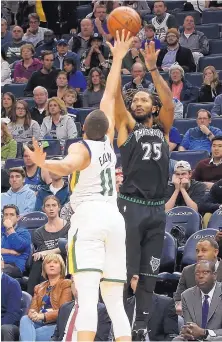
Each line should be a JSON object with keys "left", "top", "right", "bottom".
{"left": 141, "top": 142, "right": 162, "bottom": 161}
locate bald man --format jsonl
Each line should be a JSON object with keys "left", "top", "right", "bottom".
{"left": 2, "top": 25, "right": 26, "bottom": 64}
{"left": 68, "top": 18, "right": 94, "bottom": 56}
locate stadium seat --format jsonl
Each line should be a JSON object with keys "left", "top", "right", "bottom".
{"left": 38, "top": 139, "right": 62, "bottom": 156}
{"left": 209, "top": 39, "right": 222, "bottom": 55}
{"left": 207, "top": 209, "right": 222, "bottom": 229}
{"left": 199, "top": 55, "right": 222, "bottom": 72}
{"left": 5, "top": 158, "right": 24, "bottom": 169}
{"left": 181, "top": 228, "right": 218, "bottom": 268}
{"left": 165, "top": 1, "right": 184, "bottom": 11}
{"left": 58, "top": 238, "right": 68, "bottom": 255}
{"left": 170, "top": 150, "right": 209, "bottom": 169}
{"left": 212, "top": 118, "right": 222, "bottom": 130}
{"left": 21, "top": 291, "right": 32, "bottom": 316}
{"left": 143, "top": 14, "right": 154, "bottom": 23}
{"left": 21, "top": 97, "right": 35, "bottom": 109}
{"left": 173, "top": 119, "right": 196, "bottom": 135}
{"left": 121, "top": 74, "right": 132, "bottom": 86}
{"left": 63, "top": 138, "right": 82, "bottom": 156}
{"left": 76, "top": 5, "right": 92, "bottom": 20}
{"left": 202, "top": 10, "right": 222, "bottom": 24}
{"left": 175, "top": 11, "right": 201, "bottom": 26}
{"left": 159, "top": 232, "right": 177, "bottom": 273}
{"left": 17, "top": 211, "right": 48, "bottom": 229}
{"left": 2, "top": 83, "right": 26, "bottom": 98}
{"left": 218, "top": 70, "right": 222, "bottom": 81}
{"left": 146, "top": 72, "right": 169, "bottom": 82}
{"left": 185, "top": 73, "right": 203, "bottom": 88}
{"left": 186, "top": 103, "right": 214, "bottom": 119}
{"left": 77, "top": 108, "right": 94, "bottom": 126}
{"left": 195, "top": 24, "right": 220, "bottom": 39}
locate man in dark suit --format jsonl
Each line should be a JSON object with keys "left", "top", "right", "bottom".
{"left": 174, "top": 237, "right": 222, "bottom": 315}
{"left": 173, "top": 260, "right": 222, "bottom": 341}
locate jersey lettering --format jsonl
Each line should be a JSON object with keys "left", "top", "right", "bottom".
{"left": 141, "top": 142, "right": 162, "bottom": 161}
{"left": 99, "top": 152, "right": 112, "bottom": 167}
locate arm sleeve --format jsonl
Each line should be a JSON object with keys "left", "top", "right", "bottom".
{"left": 67, "top": 117, "right": 77, "bottom": 139}
{"left": 8, "top": 140, "right": 17, "bottom": 159}
{"left": 7, "top": 229, "right": 31, "bottom": 251}
{"left": 198, "top": 192, "right": 220, "bottom": 214}
{"left": 32, "top": 121, "right": 40, "bottom": 140}
{"left": 1, "top": 280, "right": 22, "bottom": 325}
{"left": 22, "top": 191, "right": 36, "bottom": 214}
{"left": 1, "top": 61, "right": 11, "bottom": 82}
{"left": 24, "top": 75, "right": 35, "bottom": 97}
{"left": 39, "top": 120, "right": 48, "bottom": 139}
{"left": 163, "top": 299, "right": 179, "bottom": 340}
{"left": 211, "top": 97, "right": 221, "bottom": 117}
{"left": 82, "top": 90, "right": 89, "bottom": 107}
{"left": 181, "top": 294, "right": 193, "bottom": 324}
{"left": 190, "top": 182, "right": 207, "bottom": 208}
{"left": 180, "top": 131, "right": 190, "bottom": 150}
{"left": 169, "top": 127, "right": 182, "bottom": 144}
{"left": 173, "top": 269, "right": 187, "bottom": 302}
{"left": 199, "top": 34, "right": 209, "bottom": 55}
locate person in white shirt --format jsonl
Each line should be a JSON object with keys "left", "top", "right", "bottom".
{"left": 22, "top": 13, "right": 48, "bottom": 47}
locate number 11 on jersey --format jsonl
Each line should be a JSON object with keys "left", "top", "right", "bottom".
{"left": 100, "top": 168, "right": 114, "bottom": 196}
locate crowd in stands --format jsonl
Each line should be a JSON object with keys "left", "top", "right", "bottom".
{"left": 1, "top": 0, "right": 222, "bottom": 341}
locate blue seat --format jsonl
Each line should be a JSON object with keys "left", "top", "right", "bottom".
{"left": 181, "top": 228, "right": 218, "bottom": 268}
{"left": 21, "top": 291, "right": 32, "bottom": 316}
{"left": 121, "top": 75, "right": 132, "bottom": 86}
{"left": 199, "top": 55, "right": 222, "bottom": 72}
{"left": 63, "top": 138, "right": 82, "bottom": 156}
{"left": 209, "top": 39, "right": 222, "bottom": 55}
{"left": 146, "top": 72, "right": 169, "bottom": 82}
{"left": 202, "top": 10, "right": 222, "bottom": 24}
{"left": 212, "top": 118, "right": 222, "bottom": 130}
{"left": 17, "top": 211, "right": 48, "bottom": 229}
{"left": 2, "top": 83, "right": 26, "bottom": 98}
{"left": 5, "top": 158, "right": 24, "bottom": 169}
{"left": 143, "top": 14, "right": 155, "bottom": 23}
{"left": 21, "top": 97, "right": 35, "bottom": 109}
{"left": 58, "top": 238, "right": 68, "bottom": 255}
{"left": 165, "top": 1, "right": 184, "bottom": 11}
{"left": 76, "top": 5, "right": 92, "bottom": 20}
{"left": 195, "top": 24, "right": 220, "bottom": 39}
{"left": 77, "top": 108, "right": 94, "bottom": 126}
{"left": 159, "top": 232, "right": 177, "bottom": 273}
{"left": 38, "top": 139, "right": 62, "bottom": 156}
{"left": 170, "top": 150, "right": 209, "bottom": 169}
{"left": 175, "top": 11, "right": 201, "bottom": 26}
{"left": 173, "top": 119, "right": 196, "bottom": 135}
{"left": 186, "top": 103, "right": 214, "bottom": 119}
{"left": 185, "top": 73, "right": 203, "bottom": 88}
{"left": 207, "top": 209, "right": 222, "bottom": 229}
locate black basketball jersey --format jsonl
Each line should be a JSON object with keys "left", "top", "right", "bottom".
{"left": 120, "top": 123, "right": 169, "bottom": 201}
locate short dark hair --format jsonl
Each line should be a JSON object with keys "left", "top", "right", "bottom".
{"left": 23, "top": 143, "right": 34, "bottom": 155}
{"left": 28, "top": 13, "right": 40, "bottom": 22}
{"left": 2, "top": 204, "right": 20, "bottom": 216}
{"left": 212, "top": 135, "right": 222, "bottom": 143}
{"left": 154, "top": 1, "right": 166, "bottom": 6}
{"left": 84, "top": 110, "right": 109, "bottom": 141}
{"left": 41, "top": 50, "right": 54, "bottom": 60}
{"left": 9, "top": 167, "right": 26, "bottom": 178}
{"left": 195, "top": 260, "right": 216, "bottom": 273}
{"left": 197, "top": 237, "right": 219, "bottom": 250}
{"left": 64, "top": 57, "right": 77, "bottom": 74}
{"left": 197, "top": 109, "right": 211, "bottom": 119}
{"left": 144, "top": 23, "right": 156, "bottom": 33}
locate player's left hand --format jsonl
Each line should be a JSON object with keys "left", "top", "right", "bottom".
{"left": 24, "top": 137, "right": 46, "bottom": 168}
{"left": 106, "top": 29, "right": 134, "bottom": 60}
{"left": 140, "top": 41, "right": 160, "bottom": 71}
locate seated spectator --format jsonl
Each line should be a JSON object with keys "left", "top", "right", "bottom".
{"left": 24, "top": 51, "right": 60, "bottom": 98}
{"left": 1, "top": 119, "right": 17, "bottom": 161}
{"left": 82, "top": 67, "right": 105, "bottom": 108}
{"left": 199, "top": 66, "right": 222, "bottom": 103}
{"left": 165, "top": 160, "right": 206, "bottom": 212}
{"left": 8, "top": 100, "right": 40, "bottom": 143}
{"left": 63, "top": 88, "right": 79, "bottom": 121}
{"left": 35, "top": 168, "right": 69, "bottom": 211}
{"left": 168, "top": 64, "right": 199, "bottom": 109}
{"left": 2, "top": 26, "right": 26, "bottom": 65}
{"left": 184, "top": 0, "right": 210, "bottom": 12}
{"left": 16, "top": 1, "right": 35, "bottom": 31}
{"left": 179, "top": 109, "right": 222, "bottom": 153}
{"left": 23, "top": 143, "right": 51, "bottom": 192}
{"left": 157, "top": 29, "right": 196, "bottom": 72}
{"left": 215, "top": 230, "right": 222, "bottom": 259}
{"left": 208, "top": 0, "right": 222, "bottom": 9}
{"left": 1, "top": 18, "right": 12, "bottom": 46}
{"left": 35, "top": 30, "right": 57, "bottom": 58}
{"left": 123, "top": 0, "right": 151, "bottom": 17}
{"left": 174, "top": 237, "right": 222, "bottom": 315}
{"left": 20, "top": 254, "right": 72, "bottom": 341}
{"left": 53, "top": 39, "right": 80, "bottom": 71}
{"left": 93, "top": 4, "right": 112, "bottom": 42}
{"left": 173, "top": 97, "right": 184, "bottom": 119}
{"left": 179, "top": 16, "right": 209, "bottom": 66}
{"left": 199, "top": 179, "right": 222, "bottom": 215}
{"left": 30, "top": 86, "right": 48, "bottom": 125}
{"left": 27, "top": 196, "right": 70, "bottom": 295}
{"left": 212, "top": 94, "right": 222, "bottom": 117}
{"left": 151, "top": 1, "right": 178, "bottom": 42}
{"left": 1, "top": 168, "right": 36, "bottom": 214}
{"left": 1, "top": 257, "right": 22, "bottom": 342}
{"left": 55, "top": 71, "right": 69, "bottom": 99}
{"left": 1, "top": 204, "right": 31, "bottom": 278}
{"left": 169, "top": 126, "right": 182, "bottom": 152}
{"left": 14, "top": 44, "right": 42, "bottom": 84}
{"left": 22, "top": 13, "right": 48, "bottom": 47}
{"left": 80, "top": 33, "right": 111, "bottom": 77}
{"left": 68, "top": 18, "right": 94, "bottom": 56}
{"left": 40, "top": 97, "right": 77, "bottom": 142}
{"left": 1, "top": 92, "right": 16, "bottom": 119}
{"left": 64, "top": 57, "right": 87, "bottom": 92}
{"left": 121, "top": 36, "right": 145, "bottom": 75}
{"left": 141, "top": 24, "right": 161, "bottom": 51}
{"left": 1, "top": 49, "right": 11, "bottom": 86}
{"left": 192, "top": 136, "right": 222, "bottom": 189}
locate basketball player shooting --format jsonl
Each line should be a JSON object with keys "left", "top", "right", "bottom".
{"left": 24, "top": 31, "right": 133, "bottom": 342}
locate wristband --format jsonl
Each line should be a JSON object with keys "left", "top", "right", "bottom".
{"left": 207, "top": 132, "right": 213, "bottom": 137}
{"left": 149, "top": 67, "right": 158, "bottom": 72}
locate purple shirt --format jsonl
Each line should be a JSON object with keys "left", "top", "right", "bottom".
{"left": 14, "top": 58, "right": 42, "bottom": 81}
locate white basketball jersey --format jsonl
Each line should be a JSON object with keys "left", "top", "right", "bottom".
{"left": 152, "top": 13, "right": 170, "bottom": 41}
{"left": 70, "top": 137, "right": 117, "bottom": 211}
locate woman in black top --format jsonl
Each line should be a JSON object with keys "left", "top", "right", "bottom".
{"left": 199, "top": 66, "right": 222, "bottom": 102}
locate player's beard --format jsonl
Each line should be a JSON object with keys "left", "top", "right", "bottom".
{"left": 131, "top": 110, "right": 153, "bottom": 124}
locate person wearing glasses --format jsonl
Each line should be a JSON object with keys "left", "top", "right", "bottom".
{"left": 22, "top": 13, "right": 48, "bottom": 47}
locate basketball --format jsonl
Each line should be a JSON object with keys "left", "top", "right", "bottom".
{"left": 107, "top": 6, "right": 142, "bottom": 39}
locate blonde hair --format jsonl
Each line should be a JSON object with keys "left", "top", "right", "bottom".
{"left": 63, "top": 88, "right": 77, "bottom": 100}
{"left": 203, "top": 66, "right": 219, "bottom": 88}
{"left": 1, "top": 121, "right": 13, "bottom": 143}
{"left": 46, "top": 97, "right": 67, "bottom": 116}
{"left": 42, "top": 254, "right": 66, "bottom": 279}
{"left": 20, "top": 43, "right": 35, "bottom": 56}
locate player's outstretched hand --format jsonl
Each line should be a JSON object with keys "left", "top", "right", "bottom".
{"left": 24, "top": 137, "right": 46, "bottom": 168}
{"left": 140, "top": 41, "right": 160, "bottom": 71}
{"left": 106, "top": 29, "right": 134, "bottom": 60}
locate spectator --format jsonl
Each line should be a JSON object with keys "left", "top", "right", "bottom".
{"left": 80, "top": 33, "right": 111, "bottom": 77}
{"left": 2, "top": 26, "right": 26, "bottom": 64}
{"left": 68, "top": 18, "right": 94, "bottom": 56}
{"left": 168, "top": 64, "right": 199, "bottom": 109}
{"left": 64, "top": 57, "right": 87, "bottom": 92}
{"left": 174, "top": 237, "right": 222, "bottom": 315}
{"left": 1, "top": 168, "right": 36, "bottom": 214}
{"left": 55, "top": 71, "right": 69, "bottom": 99}
{"left": 1, "top": 49, "right": 11, "bottom": 86}
{"left": 35, "top": 30, "right": 57, "bottom": 58}
{"left": 14, "top": 44, "right": 42, "bottom": 84}
{"left": 24, "top": 51, "right": 59, "bottom": 97}
{"left": 184, "top": 0, "right": 210, "bottom": 12}
{"left": 199, "top": 66, "right": 222, "bottom": 103}
{"left": 157, "top": 29, "right": 196, "bottom": 72}
{"left": 8, "top": 100, "right": 40, "bottom": 143}
{"left": 179, "top": 109, "right": 222, "bottom": 153}
{"left": 39, "top": 97, "right": 77, "bottom": 142}
{"left": 141, "top": 24, "right": 161, "bottom": 51}
{"left": 53, "top": 39, "right": 80, "bottom": 71}
{"left": 23, "top": 143, "right": 51, "bottom": 192}
{"left": 121, "top": 36, "right": 145, "bottom": 75}
{"left": 22, "top": 13, "right": 48, "bottom": 47}
{"left": 1, "top": 257, "right": 22, "bottom": 342}
{"left": 27, "top": 196, "right": 70, "bottom": 295}
{"left": 124, "top": 0, "right": 151, "bottom": 17}
{"left": 192, "top": 136, "right": 222, "bottom": 189}
{"left": 169, "top": 126, "right": 182, "bottom": 151}
{"left": 199, "top": 179, "right": 222, "bottom": 215}
{"left": 20, "top": 254, "right": 72, "bottom": 341}
{"left": 173, "top": 97, "right": 184, "bottom": 119}
{"left": 1, "top": 92, "right": 16, "bottom": 119}
{"left": 1, "top": 19, "right": 12, "bottom": 45}
{"left": 209, "top": 0, "right": 222, "bottom": 9}
{"left": 151, "top": 1, "right": 177, "bottom": 42}
{"left": 179, "top": 16, "right": 209, "bottom": 66}
{"left": 106, "top": 0, "right": 122, "bottom": 14}
{"left": 35, "top": 169, "right": 69, "bottom": 212}
{"left": 82, "top": 67, "right": 105, "bottom": 108}
{"left": 63, "top": 88, "right": 79, "bottom": 120}
{"left": 93, "top": 4, "right": 112, "bottom": 42}
{"left": 30, "top": 86, "right": 48, "bottom": 125}
{"left": 1, "top": 204, "right": 31, "bottom": 278}
{"left": 165, "top": 160, "right": 206, "bottom": 212}
{"left": 212, "top": 94, "right": 222, "bottom": 117}
{"left": 1, "top": 119, "right": 17, "bottom": 161}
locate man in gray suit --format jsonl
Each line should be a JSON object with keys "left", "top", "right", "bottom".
{"left": 174, "top": 237, "right": 222, "bottom": 315}
{"left": 174, "top": 260, "right": 222, "bottom": 341}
